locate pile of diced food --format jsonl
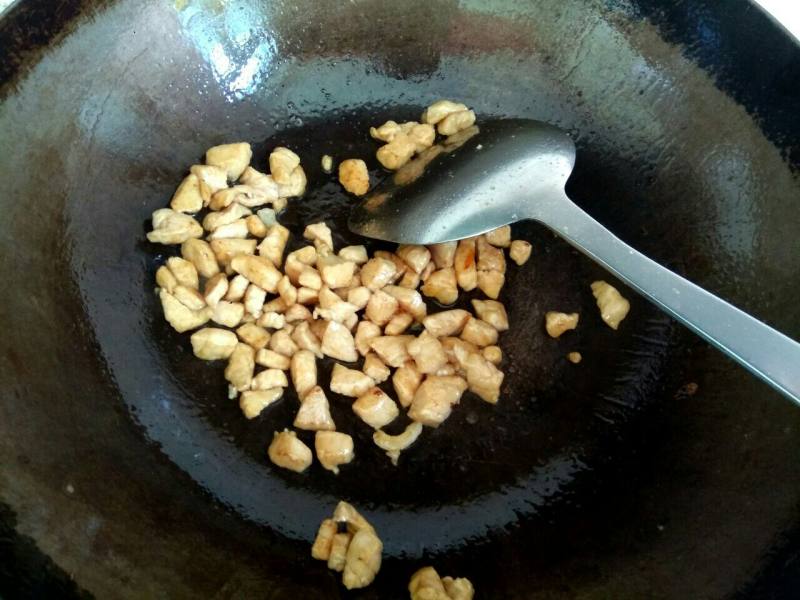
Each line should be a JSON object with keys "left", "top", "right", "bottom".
{"left": 147, "top": 99, "right": 630, "bottom": 594}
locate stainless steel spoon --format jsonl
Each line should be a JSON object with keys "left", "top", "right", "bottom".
{"left": 349, "top": 119, "right": 800, "bottom": 404}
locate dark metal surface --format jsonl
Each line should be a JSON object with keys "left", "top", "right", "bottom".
{"left": 1, "top": 0, "right": 799, "bottom": 598}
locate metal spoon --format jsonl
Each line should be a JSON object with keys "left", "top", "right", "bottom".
{"left": 349, "top": 119, "right": 800, "bottom": 404}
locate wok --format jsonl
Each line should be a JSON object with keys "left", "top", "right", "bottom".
{"left": 2, "top": 0, "right": 800, "bottom": 597}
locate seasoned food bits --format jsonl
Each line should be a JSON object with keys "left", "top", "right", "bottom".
{"left": 339, "top": 159, "right": 370, "bottom": 195}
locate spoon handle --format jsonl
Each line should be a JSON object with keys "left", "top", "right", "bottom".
{"left": 537, "top": 194, "right": 800, "bottom": 405}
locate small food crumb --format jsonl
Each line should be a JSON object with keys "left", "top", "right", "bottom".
{"left": 321, "top": 154, "right": 334, "bottom": 173}
{"left": 567, "top": 351, "right": 582, "bottom": 364}
{"left": 409, "top": 566, "right": 475, "bottom": 600}
{"left": 509, "top": 239, "right": 532, "bottom": 265}
{"left": 591, "top": 280, "right": 630, "bottom": 330}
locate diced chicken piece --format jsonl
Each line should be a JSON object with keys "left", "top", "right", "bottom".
{"left": 210, "top": 238, "right": 257, "bottom": 269}
{"left": 315, "top": 431, "right": 354, "bottom": 475}
{"left": 382, "top": 285, "right": 426, "bottom": 320}
{"left": 303, "top": 222, "right": 334, "bottom": 254}
{"left": 321, "top": 321, "right": 358, "bottom": 362}
{"left": 190, "top": 327, "right": 238, "bottom": 360}
{"left": 243, "top": 284, "right": 266, "bottom": 317}
{"left": 240, "top": 388, "right": 283, "bottom": 419}
{"left": 591, "top": 280, "right": 630, "bottom": 330}
{"left": 291, "top": 320, "right": 322, "bottom": 358}
{"left": 147, "top": 208, "right": 203, "bottom": 245}
{"left": 392, "top": 361, "right": 423, "bottom": 407}
{"left": 460, "top": 317, "right": 498, "bottom": 347}
{"left": 255, "top": 348, "right": 291, "bottom": 370}
{"left": 166, "top": 257, "right": 199, "bottom": 289}
{"left": 363, "top": 353, "right": 390, "bottom": 383}
{"left": 181, "top": 239, "right": 219, "bottom": 279}
{"left": 289, "top": 349, "right": 317, "bottom": 399}
{"left": 200, "top": 273, "right": 227, "bottom": 308}
{"left": 333, "top": 501, "right": 376, "bottom": 535}
{"left": 376, "top": 134, "right": 416, "bottom": 170}
{"left": 408, "top": 375, "right": 468, "bottom": 427}
{"left": 328, "top": 532, "right": 351, "bottom": 572}
{"left": 477, "top": 235, "right": 506, "bottom": 272}
{"left": 421, "top": 99, "right": 468, "bottom": 125}
{"left": 262, "top": 297, "right": 288, "bottom": 314}
{"left": 437, "top": 109, "right": 476, "bottom": 135}
{"left": 477, "top": 270, "right": 505, "bottom": 299}
{"left": 373, "top": 251, "right": 408, "bottom": 281}
{"left": 509, "top": 239, "right": 532, "bottom": 265}
{"left": 238, "top": 166, "right": 280, "bottom": 198}
{"left": 208, "top": 185, "right": 270, "bottom": 212}
{"left": 435, "top": 364, "right": 457, "bottom": 376}
{"left": 409, "top": 566, "right": 448, "bottom": 600}
{"left": 252, "top": 368, "right": 289, "bottom": 390}
{"left": 277, "top": 275, "right": 297, "bottom": 307}
{"left": 190, "top": 164, "right": 228, "bottom": 205}
{"left": 315, "top": 286, "right": 358, "bottom": 324}
{"left": 338, "top": 159, "right": 370, "bottom": 195}
{"left": 369, "top": 335, "right": 413, "bottom": 368}
{"left": 454, "top": 238, "right": 477, "bottom": 291}
{"left": 258, "top": 311, "right": 286, "bottom": 329}
{"left": 369, "top": 120, "right": 402, "bottom": 142}
{"left": 346, "top": 286, "right": 371, "bottom": 310}
{"left": 360, "top": 257, "right": 397, "bottom": 291}
{"left": 294, "top": 386, "right": 335, "bottom": 431}
{"left": 373, "top": 421, "right": 423, "bottom": 466}
{"left": 173, "top": 285, "right": 206, "bottom": 310}
{"left": 471, "top": 299, "right": 509, "bottom": 331}
{"left": 355, "top": 320, "right": 382, "bottom": 356}
{"left": 258, "top": 223, "right": 290, "bottom": 267}
{"left": 269, "top": 146, "right": 301, "bottom": 185}
{"left": 421, "top": 267, "right": 458, "bottom": 305}
{"left": 203, "top": 201, "right": 252, "bottom": 232}
{"left": 317, "top": 254, "right": 356, "bottom": 289}
{"left": 205, "top": 142, "right": 252, "bottom": 180}
{"left": 207, "top": 218, "right": 249, "bottom": 240}
{"left": 330, "top": 363, "right": 375, "bottom": 397}
{"left": 155, "top": 265, "right": 178, "bottom": 293}
{"left": 567, "top": 351, "right": 582, "bottom": 364}
{"left": 485, "top": 225, "right": 512, "bottom": 248}
{"left": 276, "top": 164, "right": 306, "bottom": 198}
{"left": 384, "top": 312, "right": 413, "bottom": 335}
{"left": 342, "top": 529, "right": 383, "bottom": 590}
{"left": 297, "top": 286, "right": 319, "bottom": 305}
{"left": 230, "top": 254, "right": 281, "bottom": 293}
{"left": 397, "top": 268, "right": 421, "bottom": 290}
{"left": 236, "top": 322, "right": 270, "bottom": 350}
{"left": 309, "top": 319, "right": 329, "bottom": 341}
{"left": 267, "top": 429, "right": 312, "bottom": 473}
{"left": 396, "top": 245, "right": 431, "bottom": 274}
{"left": 482, "top": 345, "right": 503, "bottom": 365}
{"left": 365, "top": 290, "right": 399, "bottom": 326}
{"left": 224, "top": 274, "right": 249, "bottom": 302}
{"left": 297, "top": 266, "right": 323, "bottom": 290}
{"left": 544, "top": 311, "right": 579, "bottom": 338}
{"left": 353, "top": 387, "right": 399, "bottom": 429}
{"left": 312, "top": 519, "right": 338, "bottom": 561}
{"left": 211, "top": 300, "right": 244, "bottom": 328}
{"left": 406, "top": 122, "right": 436, "bottom": 153}
{"left": 423, "top": 309, "right": 470, "bottom": 337}
{"left": 339, "top": 245, "right": 368, "bottom": 265}
{"left": 269, "top": 328, "right": 298, "bottom": 357}
{"left": 224, "top": 343, "right": 255, "bottom": 391}
{"left": 429, "top": 241, "right": 457, "bottom": 269}
{"left": 285, "top": 303, "right": 313, "bottom": 324}
{"left": 245, "top": 214, "right": 268, "bottom": 238}
{"left": 453, "top": 344, "right": 504, "bottom": 404}
{"left": 407, "top": 330, "right": 448, "bottom": 374}
{"left": 442, "top": 576, "right": 475, "bottom": 600}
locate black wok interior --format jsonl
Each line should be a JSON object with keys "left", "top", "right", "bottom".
{"left": 2, "top": 0, "right": 800, "bottom": 598}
